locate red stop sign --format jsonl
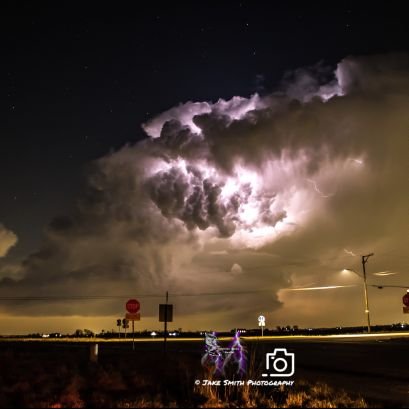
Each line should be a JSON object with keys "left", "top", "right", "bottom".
{"left": 126, "top": 299, "right": 140, "bottom": 313}
{"left": 403, "top": 293, "right": 409, "bottom": 307}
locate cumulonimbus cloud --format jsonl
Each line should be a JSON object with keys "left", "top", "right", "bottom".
{"left": 0, "top": 53, "right": 408, "bottom": 328}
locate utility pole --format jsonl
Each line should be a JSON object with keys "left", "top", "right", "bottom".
{"left": 164, "top": 291, "right": 168, "bottom": 355}
{"left": 361, "top": 253, "right": 374, "bottom": 333}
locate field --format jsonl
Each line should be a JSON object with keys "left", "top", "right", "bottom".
{"left": 0, "top": 336, "right": 406, "bottom": 408}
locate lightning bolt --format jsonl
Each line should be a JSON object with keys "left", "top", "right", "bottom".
{"left": 306, "top": 179, "right": 335, "bottom": 198}
{"left": 344, "top": 248, "right": 358, "bottom": 257}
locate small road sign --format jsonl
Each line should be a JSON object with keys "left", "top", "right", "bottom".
{"left": 125, "top": 312, "right": 141, "bottom": 321}
{"left": 159, "top": 304, "right": 173, "bottom": 322}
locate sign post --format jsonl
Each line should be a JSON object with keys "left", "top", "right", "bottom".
{"left": 122, "top": 318, "right": 129, "bottom": 338}
{"left": 159, "top": 291, "right": 173, "bottom": 356}
{"left": 258, "top": 315, "right": 266, "bottom": 337}
{"left": 126, "top": 299, "right": 140, "bottom": 350}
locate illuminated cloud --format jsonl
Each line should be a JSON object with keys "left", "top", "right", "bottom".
{"left": 230, "top": 263, "right": 243, "bottom": 274}
{"left": 142, "top": 94, "right": 266, "bottom": 138}
{"left": 0, "top": 53, "right": 408, "bottom": 330}
{"left": 0, "top": 224, "right": 17, "bottom": 258}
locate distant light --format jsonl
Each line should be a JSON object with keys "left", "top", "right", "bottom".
{"left": 285, "top": 285, "right": 356, "bottom": 291}
{"left": 150, "top": 331, "right": 157, "bottom": 337}
{"left": 373, "top": 271, "right": 397, "bottom": 276}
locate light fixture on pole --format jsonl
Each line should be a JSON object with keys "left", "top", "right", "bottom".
{"left": 343, "top": 252, "right": 374, "bottom": 333}
{"left": 361, "top": 253, "right": 374, "bottom": 333}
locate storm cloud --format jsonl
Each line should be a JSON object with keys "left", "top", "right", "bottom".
{"left": 1, "top": 53, "right": 408, "bottom": 330}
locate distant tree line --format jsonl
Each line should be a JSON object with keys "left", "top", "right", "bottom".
{"left": 3, "top": 323, "right": 409, "bottom": 338}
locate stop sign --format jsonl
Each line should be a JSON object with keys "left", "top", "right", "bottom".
{"left": 402, "top": 293, "right": 409, "bottom": 307}
{"left": 126, "top": 299, "right": 140, "bottom": 313}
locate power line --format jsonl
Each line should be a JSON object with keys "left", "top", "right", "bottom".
{"left": 1, "top": 283, "right": 407, "bottom": 302}
{"left": 0, "top": 289, "right": 272, "bottom": 301}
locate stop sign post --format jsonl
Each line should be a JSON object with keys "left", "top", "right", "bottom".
{"left": 125, "top": 299, "right": 140, "bottom": 350}
{"left": 126, "top": 299, "right": 140, "bottom": 314}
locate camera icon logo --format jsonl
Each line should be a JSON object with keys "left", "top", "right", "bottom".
{"left": 262, "top": 348, "right": 295, "bottom": 377}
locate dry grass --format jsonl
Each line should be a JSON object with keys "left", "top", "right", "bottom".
{"left": 193, "top": 352, "right": 368, "bottom": 408}
{"left": 0, "top": 342, "right": 372, "bottom": 408}
{"left": 192, "top": 382, "right": 368, "bottom": 408}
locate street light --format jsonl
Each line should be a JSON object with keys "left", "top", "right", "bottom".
{"left": 343, "top": 252, "right": 374, "bottom": 333}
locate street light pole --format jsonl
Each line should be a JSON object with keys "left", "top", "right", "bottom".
{"left": 361, "top": 253, "right": 374, "bottom": 333}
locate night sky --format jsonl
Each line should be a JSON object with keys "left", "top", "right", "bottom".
{"left": 1, "top": 2, "right": 408, "bottom": 334}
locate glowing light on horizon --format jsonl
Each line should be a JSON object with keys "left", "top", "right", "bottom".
{"left": 373, "top": 271, "right": 397, "bottom": 276}
{"left": 283, "top": 285, "right": 357, "bottom": 291}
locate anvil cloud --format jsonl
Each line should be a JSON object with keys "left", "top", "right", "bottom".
{"left": 0, "top": 53, "right": 408, "bottom": 331}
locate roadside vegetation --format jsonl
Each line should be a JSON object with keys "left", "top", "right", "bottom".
{"left": 0, "top": 342, "right": 372, "bottom": 408}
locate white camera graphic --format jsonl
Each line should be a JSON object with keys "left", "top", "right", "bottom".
{"left": 263, "top": 348, "right": 295, "bottom": 377}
